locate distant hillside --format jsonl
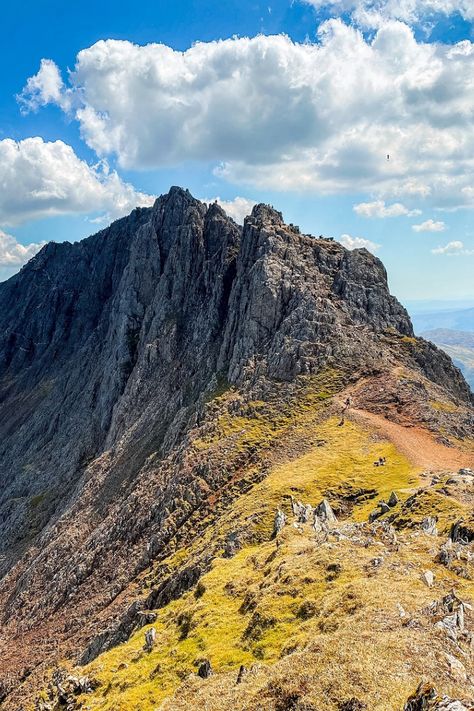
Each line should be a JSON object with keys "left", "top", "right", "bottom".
{"left": 422, "top": 329, "right": 474, "bottom": 349}
{"left": 413, "top": 310, "right": 474, "bottom": 391}
{"left": 422, "top": 328, "right": 474, "bottom": 390}
{"left": 412, "top": 307, "right": 474, "bottom": 333}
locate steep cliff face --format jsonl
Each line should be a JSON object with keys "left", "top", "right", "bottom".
{"left": 0, "top": 187, "right": 423, "bottom": 570}
{"left": 0, "top": 188, "right": 472, "bottom": 707}
{"left": 0, "top": 190, "right": 239, "bottom": 567}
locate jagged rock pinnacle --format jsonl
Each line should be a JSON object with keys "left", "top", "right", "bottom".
{"left": 249, "top": 203, "right": 284, "bottom": 225}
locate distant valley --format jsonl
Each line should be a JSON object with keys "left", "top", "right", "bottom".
{"left": 409, "top": 307, "right": 474, "bottom": 391}
{"left": 421, "top": 329, "right": 474, "bottom": 390}
{"left": 411, "top": 306, "right": 474, "bottom": 333}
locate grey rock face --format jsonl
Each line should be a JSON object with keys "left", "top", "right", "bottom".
{"left": 0, "top": 187, "right": 421, "bottom": 575}
{"left": 0, "top": 189, "right": 240, "bottom": 570}
{"left": 0, "top": 187, "right": 472, "bottom": 688}
{"left": 218, "top": 205, "right": 415, "bottom": 385}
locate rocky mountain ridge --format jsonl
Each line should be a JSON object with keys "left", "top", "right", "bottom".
{"left": 0, "top": 186, "right": 438, "bottom": 570}
{"left": 0, "top": 187, "right": 472, "bottom": 709}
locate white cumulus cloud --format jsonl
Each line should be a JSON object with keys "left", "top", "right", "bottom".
{"left": 353, "top": 199, "right": 421, "bottom": 217}
{"left": 17, "top": 58, "right": 71, "bottom": 113}
{"left": 0, "top": 230, "right": 45, "bottom": 267}
{"left": 203, "top": 196, "right": 257, "bottom": 224}
{"left": 431, "top": 240, "right": 474, "bottom": 255}
{"left": 339, "top": 233, "right": 381, "bottom": 252}
{"left": 412, "top": 218, "right": 446, "bottom": 232}
{"left": 302, "top": 0, "right": 474, "bottom": 28}
{"left": 0, "top": 138, "right": 154, "bottom": 226}
{"left": 19, "top": 23, "right": 474, "bottom": 210}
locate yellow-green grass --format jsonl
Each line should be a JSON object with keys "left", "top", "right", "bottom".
{"left": 401, "top": 335, "right": 418, "bottom": 345}
{"left": 83, "top": 524, "right": 473, "bottom": 711}
{"left": 158, "top": 524, "right": 474, "bottom": 710}
{"left": 192, "top": 370, "right": 343, "bottom": 455}
{"left": 429, "top": 399, "right": 458, "bottom": 413}
{"left": 80, "top": 547, "right": 261, "bottom": 710}
{"left": 392, "top": 482, "right": 472, "bottom": 534}
{"left": 77, "top": 416, "right": 424, "bottom": 710}
{"left": 249, "top": 417, "right": 418, "bottom": 530}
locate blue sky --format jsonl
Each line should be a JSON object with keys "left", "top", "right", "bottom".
{"left": 1, "top": 0, "right": 474, "bottom": 306}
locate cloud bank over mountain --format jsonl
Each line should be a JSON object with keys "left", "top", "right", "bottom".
{"left": 339, "top": 233, "right": 380, "bottom": 252}
{"left": 20, "top": 21, "right": 474, "bottom": 213}
{"left": 0, "top": 138, "right": 154, "bottom": 226}
{"left": 0, "top": 230, "right": 45, "bottom": 267}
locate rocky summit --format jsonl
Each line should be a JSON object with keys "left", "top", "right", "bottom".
{"left": 0, "top": 187, "right": 473, "bottom": 710}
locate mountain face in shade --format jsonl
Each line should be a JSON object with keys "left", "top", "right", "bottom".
{"left": 0, "top": 188, "right": 472, "bottom": 708}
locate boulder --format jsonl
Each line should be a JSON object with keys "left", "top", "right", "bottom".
{"left": 397, "top": 602, "right": 406, "bottom": 618}
{"left": 224, "top": 535, "right": 239, "bottom": 558}
{"left": 197, "top": 660, "right": 212, "bottom": 679}
{"left": 272, "top": 509, "right": 286, "bottom": 538}
{"left": 144, "top": 627, "right": 156, "bottom": 652}
{"left": 450, "top": 520, "right": 473, "bottom": 544}
{"left": 437, "top": 541, "right": 453, "bottom": 566}
{"left": 430, "top": 593, "right": 466, "bottom": 642}
{"left": 421, "top": 516, "right": 438, "bottom": 536}
{"left": 291, "top": 498, "right": 314, "bottom": 523}
{"left": 315, "top": 499, "right": 337, "bottom": 524}
{"left": 388, "top": 491, "right": 398, "bottom": 507}
{"left": 339, "top": 699, "right": 367, "bottom": 710}
{"left": 444, "top": 653, "right": 467, "bottom": 681}
{"left": 368, "top": 499, "right": 392, "bottom": 523}
{"left": 236, "top": 665, "right": 247, "bottom": 684}
{"left": 421, "top": 570, "right": 435, "bottom": 588}
{"left": 37, "top": 670, "right": 99, "bottom": 711}
{"left": 369, "top": 509, "right": 382, "bottom": 523}
{"left": 404, "top": 682, "right": 469, "bottom": 710}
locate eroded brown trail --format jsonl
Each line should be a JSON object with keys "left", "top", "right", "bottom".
{"left": 350, "top": 407, "right": 474, "bottom": 471}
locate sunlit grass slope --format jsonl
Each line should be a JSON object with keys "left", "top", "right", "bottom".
{"left": 76, "top": 414, "right": 432, "bottom": 710}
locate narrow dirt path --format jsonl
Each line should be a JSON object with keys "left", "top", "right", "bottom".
{"left": 349, "top": 407, "right": 474, "bottom": 471}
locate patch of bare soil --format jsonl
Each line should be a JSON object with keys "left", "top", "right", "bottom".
{"left": 350, "top": 407, "right": 474, "bottom": 471}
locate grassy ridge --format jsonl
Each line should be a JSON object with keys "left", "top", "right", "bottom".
{"left": 76, "top": 417, "right": 422, "bottom": 710}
